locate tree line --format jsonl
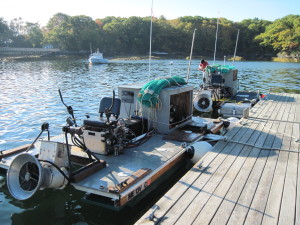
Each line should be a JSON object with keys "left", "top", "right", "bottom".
{"left": 0, "top": 13, "right": 299, "bottom": 59}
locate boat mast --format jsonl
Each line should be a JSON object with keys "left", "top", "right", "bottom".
{"left": 186, "top": 29, "right": 196, "bottom": 83}
{"left": 213, "top": 16, "right": 219, "bottom": 65}
{"left": 232, "top": 29, "right": 240, "bottom": 65}
{"left": 148, "top": 0, "right": 154, "bottom": 81}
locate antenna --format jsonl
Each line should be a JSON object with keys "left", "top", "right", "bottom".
{"left": 148, "top": 0, "right": 154, "bottom": 81}
{"left": 233, "top": 29, "right": 240, "bottom": 65}
{"left": 169, "top": 61, "right": 173, "bottom": 76}
{"left": 213, "top": 16, "right": 219, "bottom": 64}
{"left": 186, "top": 28, "right": 196, "bottom": 83}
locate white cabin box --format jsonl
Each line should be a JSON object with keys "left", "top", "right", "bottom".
{"left": 118, "top": 83, "right": 194, "bottom": 134}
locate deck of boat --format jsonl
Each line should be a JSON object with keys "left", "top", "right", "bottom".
{"left": 1, "top": 113, "right": 220, "bottom": 209}
{"left": 136, "top": 92, "right": 300, "bottom": 225}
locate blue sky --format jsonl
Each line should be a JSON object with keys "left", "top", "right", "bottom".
{"left": 1, "top": 0, "right": 299, "bottom": 26}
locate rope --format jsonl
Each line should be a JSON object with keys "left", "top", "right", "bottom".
{"left": 222, "top": 137, "right": 300, "bottom": 153}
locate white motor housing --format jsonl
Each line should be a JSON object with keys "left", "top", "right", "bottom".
{"left": 193, "top": 90, "right": 213, "bottom": 112}
{"left": 7, "top": 141, "right": 69, "bottom": 200}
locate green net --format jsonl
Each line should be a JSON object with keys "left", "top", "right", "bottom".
{"left": 137, "top": 76, "right": 187, "bottom": 108}
{"left": 206, "top": 64, "right": 236, "bottom": 74}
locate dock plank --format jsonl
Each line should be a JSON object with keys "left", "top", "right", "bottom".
{"left": 189, "top": 103, "right": 280, "bottom": 225}
{"left": 135, "top": 93, "right": 300, "bottom": 225}
{"left": 226, "top": 122, "right": 286, "bottom": 225}
{"left": 277, "top": 122, "right": 298, "bottom": 225}
{"left": 209, "top": 118, "right": 280, "bottom": 225}
{"left": 160, "top": 95, "right": 274, "bottom": 224}
{"left": 244, "top": 94, "right": 295, "bottom": 225}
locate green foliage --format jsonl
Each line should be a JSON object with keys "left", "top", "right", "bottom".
{"left": 255, "top": 15, "right": 300, "bottom": 55}
{"left": 1, "top": 14, "right": 299, "bottom": 58}
{"left": 238, "top": 18, "right": 272, "bottom": 57}
{"left": 0, "top": 18, "right": 13, "bottom": 46}
{"left": 24, "top": 22, "right": 43, "bottom": 47}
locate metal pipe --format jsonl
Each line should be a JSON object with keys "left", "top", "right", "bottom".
{"left": 186, "top": 29, "right": 197, "bottom": 83}
{"left": 233, "top": 29, "right": 240, "bottom": 65}
{"left": 148, "top": 0, "right": 154, "bottom": 81}
{"left": 213, "top": 17, "right": 219, "bottom": 64}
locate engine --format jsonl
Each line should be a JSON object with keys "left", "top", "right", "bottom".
{"left": 82, "top": 119, "right": 128, "bottom": 156}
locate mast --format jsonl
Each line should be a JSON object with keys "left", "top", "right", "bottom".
{"left": 233, "top": 29, "right": 240, "bottom": 65}
{"left": 186, "top": 29, "right": 196, "bottom": 83}
{"left": 213, "top": 16, "right": 219, "bottom": 64}
{"left": 148, "top": 0, "right": 154, "bottom": 81}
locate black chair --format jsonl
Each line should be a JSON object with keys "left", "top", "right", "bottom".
{"left": 99, "top": 97, "right": 121, "bottom": 119}
{"left": 211, "top": 75, "right": 224, "bottom": 87}
{"left": 83, "top": 97, "right": 121, "bottom": 128}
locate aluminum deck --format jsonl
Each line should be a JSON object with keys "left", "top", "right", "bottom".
{"left": 136, "top": 92, "right": 300, "bottom": 225}
{"left": 1, "top": 116, "right": 219, "bottom": 208}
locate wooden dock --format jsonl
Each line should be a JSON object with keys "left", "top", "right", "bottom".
{"left": 135, "top": 92, "right": 300, "bottom": 225}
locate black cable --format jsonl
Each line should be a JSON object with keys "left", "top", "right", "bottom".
{"left": 126, "top": 129, "right": 154, "bottom": 148}
{"left": 38, "top": 159, "right": 71, "bottom": 182}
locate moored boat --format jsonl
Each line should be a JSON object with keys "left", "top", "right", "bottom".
{"left": 194, "top": 64, "right": 261, "bottom": 118}
{"left": 89, "top": 49, "right": 108, "bottom": 64}
{"left": 1, "top": 76, "right": 230, "bottom": 210}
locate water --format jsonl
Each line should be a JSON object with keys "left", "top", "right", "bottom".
{"left": 0, "top": 59, "right": 299, "bottom": 224}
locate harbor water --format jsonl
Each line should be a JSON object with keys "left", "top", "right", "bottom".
{"left": 0, "top": 58, "right": 300, "bottom": 224}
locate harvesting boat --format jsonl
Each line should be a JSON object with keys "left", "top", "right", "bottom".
{"left": 193, "top": 26, "right": 261, "bottom": 119}
{"left": 193, "top": 64, "right": 261, "bottom": 118}
{"left": 1, "top": 76, "right": 231, "bottom": 210}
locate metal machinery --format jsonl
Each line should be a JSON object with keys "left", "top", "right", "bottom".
{"left": 5, "top": 81, "right": 203, "bottom": 208}
{"left": 194, "top": 64, "right": 259, "bottom": 118}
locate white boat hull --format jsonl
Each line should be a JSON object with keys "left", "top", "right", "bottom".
{"left": 89, "top": 57, "right": 109, "bottom": 64}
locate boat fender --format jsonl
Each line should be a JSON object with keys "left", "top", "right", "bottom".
{"left": 223, "top": 120, "right": 230, "bottom": 128}
{"left": 225, "top": 117, "right": 239, "bottom": 131}
{"left": 186, "top": 141, "right": 212, "bottom": 164}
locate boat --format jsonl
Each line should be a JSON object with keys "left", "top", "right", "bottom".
{"left": 193, "top": 27, "right": 261, "bottom": 119}
{"left": 193, "top": 64, "right": 261, "bottom": 118}
{"left": 0, "top": 10, "right": 235, "bottom": 212}
{"left": 89, "top": 49, "right": 108, "bottom": 64}
{"left": 0, "top": 76, "right": 231, "bottom": 210}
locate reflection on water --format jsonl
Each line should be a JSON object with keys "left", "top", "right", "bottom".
{"left": 0, "top": 59, "right": 299, "bottom": 224}
{"left": 236, "top": 61, "right": 300, "bottom": 93}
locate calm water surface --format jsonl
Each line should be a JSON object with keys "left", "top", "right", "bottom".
{"left": 0, "top": 59, "right": 299, "bottom": 224}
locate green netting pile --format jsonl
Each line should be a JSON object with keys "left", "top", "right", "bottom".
{"left": 220, "top": 65, "right": 236, "bottom": 73}
{"left": 138, "top": 76, "right": 187, "bottom": 108}
{"left": 206, "top": 64, "right": 236, "bottom": 74}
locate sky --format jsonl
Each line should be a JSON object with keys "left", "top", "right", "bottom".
{"left": 1, "top": 0, "right": 299, "bottom": 26}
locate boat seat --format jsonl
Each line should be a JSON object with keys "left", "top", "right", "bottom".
{"left": 211, "top": 75, "right": 224, "bottom": 87}
{"left": 83, "top": 119, "right": 109, "bottom": 129}
{"left": 99, "top": 97, "right": 121, "bottom": 119}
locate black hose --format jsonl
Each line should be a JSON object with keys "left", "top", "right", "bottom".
{"left": 38, "top": 159, "right": 72, "bottom": 182}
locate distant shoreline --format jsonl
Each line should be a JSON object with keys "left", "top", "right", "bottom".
{"left": 0, "top": 53, "right": 299, "bottom": 63}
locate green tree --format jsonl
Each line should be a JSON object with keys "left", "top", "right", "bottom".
{"left": 23, "top": 22, "right": 43, "bottom": 47}
{"left": 44, "top": 13, "right": 72, "bottom": 50}
{"left": 70, "top": 15, "right": 102, "bottom": 51}
{"left": 0, "top": 18, "right": 12, "bottom": 46}
{"left": 238, "top": 18, "right": 272, "bottom": 57}
{"left": 256, "top": 15, "right": 300, "bottom": 56}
